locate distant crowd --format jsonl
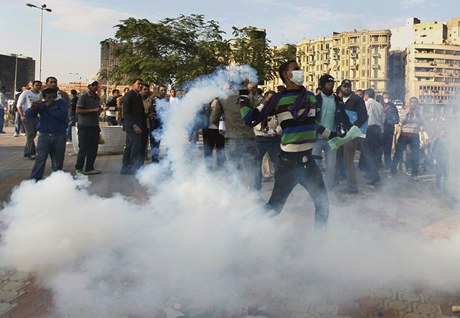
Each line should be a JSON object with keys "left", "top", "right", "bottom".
{"left": 0, "top": 61, "right": 449, "bottom": 229}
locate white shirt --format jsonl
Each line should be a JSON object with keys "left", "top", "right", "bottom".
{"left": 17, "top": 90, "right": 41, "bottom": 112}
{"left": 365, "top": 98, "right": 385, "bottom": 129}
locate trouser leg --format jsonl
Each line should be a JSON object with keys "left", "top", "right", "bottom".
{"left": 299, "top": 158, "right": 329, "bottom": 229}
{"left": 31, "top": 135, "right": 50, "bottom": 181}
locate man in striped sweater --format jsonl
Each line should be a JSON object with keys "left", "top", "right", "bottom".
{"left": 240, "top": 60, "right": 335, "bottom": 229}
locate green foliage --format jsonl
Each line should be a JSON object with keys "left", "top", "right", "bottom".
{"left": 100, "top": 15, "right": 296, "bottom": 87}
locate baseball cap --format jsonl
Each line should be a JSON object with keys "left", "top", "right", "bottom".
{"left": 341, "top": 79, "right": 352, "bottom": 87}
{"left": 87, "top": 80, "right": 98, "bottom": 86}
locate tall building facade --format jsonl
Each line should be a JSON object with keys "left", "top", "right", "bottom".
{"left": 390, "top": 17, "right": 460, "bottom": 111}
{"left": 406, "top": 43, "right": 460, "bottom": 112}
{"left": 0, "top": 54, "right": 35, "bottom": 97}
{"left": 264, "top": 29, "right": 391, "bottom": 93}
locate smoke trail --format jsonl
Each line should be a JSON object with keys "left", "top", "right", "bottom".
{"left": 1, "top": 65, "right": 460, "bottom": 318}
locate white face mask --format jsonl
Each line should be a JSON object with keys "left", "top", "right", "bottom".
{"left": 383, "top": 98, "right": 389, "bottom": 104}
{"left": 290, "top": 70, "right": 304, "bottom": 86}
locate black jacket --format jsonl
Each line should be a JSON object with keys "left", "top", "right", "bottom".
{"left": 383, "top": 101, "right": 399, "bottom": 131}
{"left": 343, "top": 93, "right": 368, "bottom": 128}
{"left": 123, "top": 89, "right": 147, "bottom": 132}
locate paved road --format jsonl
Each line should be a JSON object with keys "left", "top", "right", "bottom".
{"left": 1, "top": 124, "right": 460, "bottom": 318}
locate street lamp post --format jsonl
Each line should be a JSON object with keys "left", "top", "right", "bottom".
{"left": 26, "top": 3, "right": 52, "bottom": 81}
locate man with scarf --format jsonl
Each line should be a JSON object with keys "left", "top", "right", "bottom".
{"left": 240, "top": 60, "right": 345, "bottom": 229}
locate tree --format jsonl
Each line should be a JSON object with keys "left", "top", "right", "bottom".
{"left": 101, "top": 15, "right": 232, "bottom": 86}
{"left": 230, "top": 26, "right": 272, "bottom": 84}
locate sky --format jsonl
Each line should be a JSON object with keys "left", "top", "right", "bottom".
{"left": 0, "top": 0, "right": 459, "bottom": 84}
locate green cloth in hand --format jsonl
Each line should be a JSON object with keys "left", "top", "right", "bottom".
{"left": 328, "top": 125, "right": 362, "bottom": 150}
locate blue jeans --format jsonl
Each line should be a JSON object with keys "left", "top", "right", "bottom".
{"left": 15, "top": 112, "right": 25, "bottom": 134}
{"left": 0, "top": 108, "right": 4, "bottom": 132}
{"left": 255, "top": 135, "right": 280, "bottom": 187}
{"left": 66, "top": 114, "right": 76, "bottom": 141}
{"left": 31, "top": 133, "right": 66, "bottom": 180}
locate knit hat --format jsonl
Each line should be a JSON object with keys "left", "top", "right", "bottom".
{"left": 319, "top": 74, "right": 334, "bottom": 88}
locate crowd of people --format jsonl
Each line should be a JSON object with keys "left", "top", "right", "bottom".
{"left": 0, "top": 60, "right": 450, "bottom": 228}
{"left": 1, "top": 76, "right": 179, "bottom": 180}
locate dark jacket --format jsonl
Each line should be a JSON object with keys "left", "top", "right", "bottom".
{"left": 26, "top": 99, "right": 68, "bottom": 135}
{"left": 123, "top": 89, "right": 147, "bottom": 133}
{"left": 343, "top": 93, "right": 368, "bottom": 128}
{"left": 383, "top": 101, "right": 399, "bottom": 132}
{"left": 315, "top": 93, "right": 352, "bottom": 135}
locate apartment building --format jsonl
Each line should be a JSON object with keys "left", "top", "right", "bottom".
{"left": 406, "top": 44, "right": 460, "bottom": 111}
{"left": 264, "top": 29, "right": 391, "bottom": 93}
{"left": 391, "top": 17, "right": 460, "bottom": 111}
{"left": 331, "top": 29, "right": 391, "bottom": 92}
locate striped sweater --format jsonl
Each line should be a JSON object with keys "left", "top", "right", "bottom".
{"left": 241, "top": 88, "right": 317, "bottom": 152}
{"left": 400, "top": 109, "right": 422, "bottom": 136}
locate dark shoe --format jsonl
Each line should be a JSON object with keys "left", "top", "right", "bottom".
{"left": 0, "top": 131, "right": 6, "bottom": 134}
{"left": 339, "top": 188, "right": 358, "bottom": 194}
{"left": 84, "top": 169, "right": 101, "bottom": 175}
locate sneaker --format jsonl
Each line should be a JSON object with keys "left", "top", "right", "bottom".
{"left": 13, "top": 133, "right": 19, "bottom": 137}
{"left": 85, "top": 169, "right": 101, "bottom": 175}
{"left": 412, "top": 176, "right": 419, "bottom": 181}
{"left": 66, "top": 141, "right": 72, "bottom": 145}
{"left": 20, "top": 133, "right": 26, "bottom": 136}
{"left": 75, "top": 169, "right": 84, "bottom": 175}
{"left": 387, "top": 173, "right": 396, "bottom": 179}
{"left": 29, "top": 154, "right": 36, "bottom": 160}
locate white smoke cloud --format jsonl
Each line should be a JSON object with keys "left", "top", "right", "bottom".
{"left": 1, "top": 65, "right": 460, "bottom": 317}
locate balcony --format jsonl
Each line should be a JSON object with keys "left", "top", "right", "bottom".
{"left": 350, "top": 64, "right": 358, "bottom": 70}
{"left": 372, "top": 64, "right": 380, "bottom": 69}
{"left": 351, "top": 53, "right": 358, "bottom": 59}
{"left": 372, "top": 53, "right": 380, "bottom": 58}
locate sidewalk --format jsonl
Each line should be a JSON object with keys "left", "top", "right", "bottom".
{"left": 1, "top": 125, "right": 460, "bottom": 318}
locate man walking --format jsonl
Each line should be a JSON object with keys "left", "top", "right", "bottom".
{"left": 381, "top": 92, "right": 399, "bottom": 168}
{"left": 121, "top": 79, "right": 148, "bottom": 175}
{"left": 75, "top": 80, "right": 102, "bottom": 175}
{"left": 363, "top": 88, "right": 385, "bottom": 186}
{"left": 26, "top": 88, "right": 68, "bottom": 181}
{"left": 340, "top": 80, "right": 368, "bottom": 194}
{"left": 17, "top": 80, "right": 42, "bottom": 159}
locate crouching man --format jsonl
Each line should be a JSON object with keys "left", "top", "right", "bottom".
{"left": 26, "top": 88, "right": 68, "bottom": 181}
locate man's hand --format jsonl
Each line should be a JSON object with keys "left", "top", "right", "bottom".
{"left": 133, "top": 125, "right": 142, "bottom": 135}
